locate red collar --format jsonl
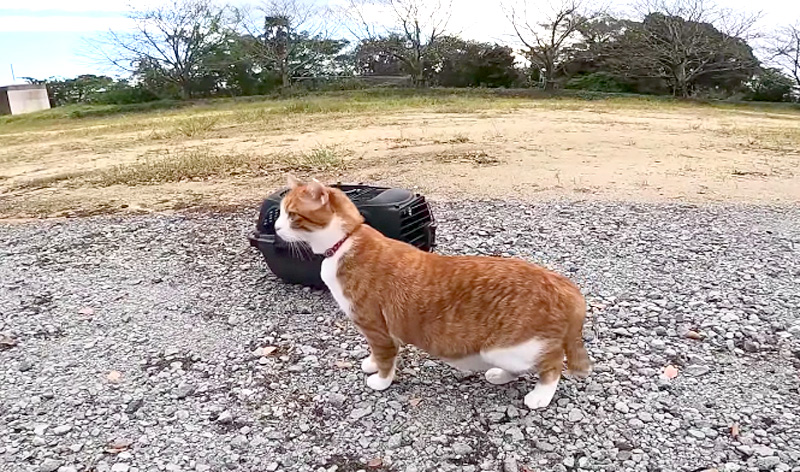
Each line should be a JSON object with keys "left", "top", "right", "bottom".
{"left": 323, "top": 233, "right": 351, "bottom": 258}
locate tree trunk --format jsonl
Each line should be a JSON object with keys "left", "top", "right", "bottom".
{"left": 674, "top": 62, "right": 689, "bottom": 98}
{"left": 180, "top": 81, "right": 191, "bottom": 100}
{"left": 543, "top": 64, "right": 556, "bottom": 91}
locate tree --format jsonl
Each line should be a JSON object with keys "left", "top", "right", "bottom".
{"left": 626, "top": 0, "right": 759, "bottom": 97}
{"left": 505, "top": 0, "right": 596, "bottom": 90}
{"left": 745, "top": 68, "right": 795, "bottom": 102}
{"left": 354, "top": 37, "right": 408, "bottom": 76}
{"left": 237, "top": 0, "right": 348, "bottom": 88}
{"left": 339, "top": 0, "right": 452, "bottom": 86}
{"left": 426, "top": 37, "right": 521, "bottom": 88}
{"left": 93, "top": 0, "right": 231, "bottom": 99}
{"left": 769, "top": 23, "right": 800, "bottom": 90}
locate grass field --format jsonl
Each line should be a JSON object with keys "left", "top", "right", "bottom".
{"left": 1, "top": 89, "right": 799, "bottom": 219}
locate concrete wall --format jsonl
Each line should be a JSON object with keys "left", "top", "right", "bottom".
{"left": 0, "top": 85, "right": 51, "bottom": 115}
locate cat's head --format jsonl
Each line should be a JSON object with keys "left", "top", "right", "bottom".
{"left": 274, "top": 175, "right": 363, "bottom": 253}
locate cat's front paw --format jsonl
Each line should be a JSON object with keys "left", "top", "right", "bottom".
{"left": 361, "top": 355, "right": 379, "bottom": 374}
{"left": 524, "top": 382, "right": 558, "bottom": 409}
{"left": 366, "top": 373, "right": 393, "bottom": 391}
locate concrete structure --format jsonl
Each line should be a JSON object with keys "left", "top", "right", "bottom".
{"left": 0, "top": 84, "right": 50, "bottom": 115}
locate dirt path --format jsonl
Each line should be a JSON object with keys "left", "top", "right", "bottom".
{"left": 1, "top": 100, "right": 798, "bottom": 218}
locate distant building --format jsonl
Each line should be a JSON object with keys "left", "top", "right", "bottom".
{"left": 0, "top": 84, "right": 51, "bottom": 115}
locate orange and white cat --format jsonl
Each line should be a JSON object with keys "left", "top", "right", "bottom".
{"left": 274, "top": 177, "right": 591, "bottom": 409}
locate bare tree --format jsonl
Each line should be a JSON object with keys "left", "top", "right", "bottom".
{"left": 769, "top": 22, "right": 800, "bottom": 90}
{"left": 92, "top": 0, "right": 230, "bottom": 99}
{"left": 338, "top": 0, "right": 452, "bottom": 86}
{"left": 505, "top": 0, "right": 596, "bottom": 90}
{"left": 630, "top": 0, "right": 760, "bottom": 97}
{"left": 237, "top": 0, "right": 341, "bottom": 88}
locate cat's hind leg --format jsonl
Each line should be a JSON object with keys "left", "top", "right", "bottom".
{"left": 524, "top": 345, "right": 564, "bottom": 409}
{"left": 481, "top": 338, "right": 562, "bottom": 408}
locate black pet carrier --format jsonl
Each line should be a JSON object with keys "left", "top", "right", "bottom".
{"left": 248, "top": 184, "right": 436, "bottom": 288}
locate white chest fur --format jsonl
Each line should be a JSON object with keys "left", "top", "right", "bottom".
{"left": 320, "top": 240, "right": 354, "bottom": 318}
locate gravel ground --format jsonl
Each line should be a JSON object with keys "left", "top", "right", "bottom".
{"left": 1, "top": 200, "right": 799, "bottom": 472}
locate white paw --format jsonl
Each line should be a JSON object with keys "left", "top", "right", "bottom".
{"left": 485, "top": 368, "right": 516, "bottom": 385}
{"left": 366, "top": 372, "right": 394, "bottom": 391}
{"left": 361, "top": 355, "right": 379, "bottom": 374}
{"left": 524, "top": 382, "right": 558, "bottom": 409}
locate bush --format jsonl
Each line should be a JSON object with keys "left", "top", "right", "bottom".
{"left": 744, "top": 68, "right": 795, "bottom": 102}
{"left": 90, "top": 84, "right": 160, "bottom": 105}
{"left": 565, "top": 72, "right": 634, "bottom": 93}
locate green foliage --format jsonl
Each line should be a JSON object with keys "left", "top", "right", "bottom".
{"left": 565, "top": 72, "right": 633, "bottom": 93}
{"left": 426, "top": 37, "right": 522, "bottom": 88}
{"left": 744, "top": 68, "right": 796, "bottom": 102}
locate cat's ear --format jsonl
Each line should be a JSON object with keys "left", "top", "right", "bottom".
{"left": 306, "top": 179, "right": 329, "bottom": 206}
{"left": 286, "top": 174, "right": 302, "bottom": 189}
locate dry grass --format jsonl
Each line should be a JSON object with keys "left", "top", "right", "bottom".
{"left": 1, "top": 89, "right": 799, "bottom": 220}
{"left": 10, "top": 145, "right": 348, "bottom": 190}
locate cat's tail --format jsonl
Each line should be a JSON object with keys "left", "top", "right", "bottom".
{"left": 564, "top": 302, "right": 592, "bottom": 378}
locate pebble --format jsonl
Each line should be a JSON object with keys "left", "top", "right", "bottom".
{"left": 568, "top": 409, "right": 584, "bottom": 422}
{"left": 38, "top": 459, "right": 63, "bottom": 472}
{"left": 685, "top": 365, "right": 711, "bottom": 376}
{"left": 52, "top": 425, "right": 72, "bottom": 435}
{"left": 452, "top": 442, "right": 473, "bottom": 455}
{"left": 350, "top": 407, "right": 372, "bottom": 420}
{"left": 175, "top": 384, "right": 195, "bottom": 399}
{"left": 216, "top": 410, "right": 233, "bottom": 424}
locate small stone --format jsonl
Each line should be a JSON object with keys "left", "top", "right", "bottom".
{"left": 453, "top": 442, "right": 473, "bottom": 455}
{"left": 33, "top": 424, "right": 48, "bottom": 436}
{"left": 38, "top": 459, "right": 63, "bottom": 472}
{"left": 328, "top": 393, "right": 346, "bottom": 407}
{"left": 615, "top": 440, "right": 633, "bottom": 451}
{"left": 176, "top": 384, "right": 195, "bottom": 399}
{"left": 568, "top": 409, "right": 584, "bottom": 422}
{"left": 685, "top": 330, "right": 703, "bottom": 340}
{"left": 637, "top": 411, "right": 653, "bottom": 422}
{"left": 756, "top": 456, "right": 780, "bottom": 469}
{"left": 629, "top": 418, "right": 645, "bottom": 429}
{"left": 612, "top": 328, "right": 631, "bottom": 337}
{"left": 563, "top": 456, "right": 575, "bottom": 468}
{"left": 685, "top": 365, "right": 711, "bottom": 377}
{"left": 110, "top": 464, "right": 130, "bottom": 472}
{"left": 753, "top": 445, "right": 775, "bottom": 456}
{"left": 743, "top": 340, "right": 759, "bottom": 352}
{"left": 53, "top": 425, "right": 72, "bottom": 436}
{"left": 615, "top": 402, "right": 629, "bottom": 414}
{"left": 736, "top": 445, "right": 753, "bottom": 456}
{"left": 503, "top": 457, "right": 519, "bottom": 472}
{"left": 125, "top": 399, "right": 143, "bottom": 414}
{"left": 58, "top": 467, "right": 78, "bottom": 472}
{"left": 216, "top": 410, "right": 234, "bottom": 424}
{"left": 18, "top": 360, "right": 33, "bottom": 372}
{"left": 227, "top": 315, "right": 239, "bottom": 326}
{"left": 688, "top": 429, "right": 705, "bottom": 439}
{"left": 506, "top": 427, "right": 524, "bottom": 442}
{"left": 165, "top": 464, "right": 181, "bottom": 472}
{"left": 387, "top": 434, "right": 402, "bottom": 449}
{"left": 651, "top": 339, "right": 666, "bottom": 351}
{"left": 350, "top": 407, "right": 372, "bottom": 420}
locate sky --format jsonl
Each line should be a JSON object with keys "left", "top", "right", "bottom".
{"left": 0, "top": 0, "right": 798, "bottom": 85}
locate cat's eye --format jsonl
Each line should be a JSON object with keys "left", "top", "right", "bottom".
{"left": 286, "top": 211, "right": 297, "bottom": 219}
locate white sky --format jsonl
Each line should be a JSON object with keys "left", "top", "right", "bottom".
{"left": 0, "top": 0, "right": 798, "bottom": 84}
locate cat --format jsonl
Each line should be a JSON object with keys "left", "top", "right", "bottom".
{"left": 274, "top": 176, "right": 591, "bottom": 409}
